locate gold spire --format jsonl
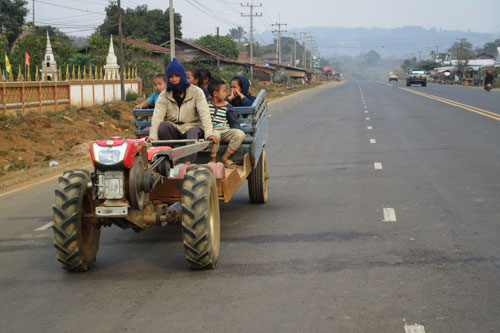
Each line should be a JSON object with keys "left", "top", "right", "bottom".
{"left": 58, "top": 66, "right": 62, "bottom": 81}
{"left": 17, "top": 64, "right": 23, "bottom": 82}
{"left": 35, "top": 65, "right": 39, "bottom": 81}
{"left": 65, "top": 64, "right": 69, "bottom": 81}
{"left": 77, "top": 65, "right": 81, "bottom": 80}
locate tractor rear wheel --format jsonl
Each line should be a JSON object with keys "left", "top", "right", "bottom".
{"left": 52, "top": 170, "right": 100, "bottom": 272}
{"left": 248, "top": 150, "right": 268, "bottom": 203}
{"left": 181, "top": 166, "right": 220, "bottom": 269}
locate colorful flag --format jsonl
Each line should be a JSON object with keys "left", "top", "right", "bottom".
{"left": 5, "top": 54, "right": 11, "bottom": 73}
{"left": 25, "top": 51, "right": 30, "bottom": 66}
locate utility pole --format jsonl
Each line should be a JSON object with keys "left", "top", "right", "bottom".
{"left": 33, "top": 0, "right": 35, "bottom": 27}
{"left": 272, "top": 20, "right": 287, "bottom": 65}
{"left": 417, "top": 50, "right": 423, "bottom": 63}
{"left": 117, "top": 0, "right": 125, "bottom": 101}
{"left": 216, "top": 27, "right": 220, "bottom": 70}
{"left": 169, "top": 0, "right": 175, "bottom": 59}
{"left": 291, "top": 32, "right": 297, "bottom": 67}
{"left": 300, "top": 32, "right": 308, "bottom": 69}
{"left": 241, "top": 2, "right": 262, "bottom": 80}
{"left": 306, "top": 36, "right": 315, "bottom": 70}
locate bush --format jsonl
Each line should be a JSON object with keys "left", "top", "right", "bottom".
{"left": 104, "top": 106, "right": 121, "bottom": 120}
{"left": 126, "top": 91, "right": 141, "bottom": 101}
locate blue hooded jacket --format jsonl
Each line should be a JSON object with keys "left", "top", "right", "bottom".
{"left": 166, "top": 58, "right": 190, "bottom": 93}
{"left": 228, "top": 75, "right": 256, "bottom": 107}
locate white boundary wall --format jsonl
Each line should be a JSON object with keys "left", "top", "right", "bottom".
{"left": 69, "top": 80, "right": 141, "bottom": 107}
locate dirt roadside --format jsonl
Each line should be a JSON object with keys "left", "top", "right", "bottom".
{"left": 0, "top": 80, "right": 343, "bottom": 195}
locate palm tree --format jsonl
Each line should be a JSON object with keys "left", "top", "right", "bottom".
{"left": 228, "top": 26, "right": 246, "bottom": 45}
{"left": 67, "top": 53, "right": 94, "bottom": 67}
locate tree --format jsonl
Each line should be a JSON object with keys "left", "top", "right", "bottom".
{"left": 35, "top": 25, "right": 71, "bottom": 43}
{"left": 362, "top": 50, "right": 381, "bottom": 66}
{"left": 401, "top": 57, "right": 416, "bottom": 72}
{"left": 88, "top": 33, "right": 112, "bottom": 68}
{"left": 228, "top": 26, "right": 246, "bottom": 44}
{"left": 476, "top": 38, "right": 500, "bottom": 56}
{"left": 97, "top": 3, "right": 182, "bottom": 45}
{"left": 448, "top": 39, "right": 474, "bottom": 75}
{"left": 195, "top": 34, "right": 239, "bottom": 59}
{"left": 4, "top": 31, "right": 74, "bottom": 79}
{"left": 415, "top": 60, "right": 438, "bottom": 71}
{"left": 67, "top": 54, "right": 94, "bottom": 68}
{"left": 0, "top": 0, "right": 29, "bottom": 49}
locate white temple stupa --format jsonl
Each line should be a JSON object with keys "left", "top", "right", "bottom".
{"left": 40, "top": 31, "right": 58, "bottom": 81}
{"left": 104, "top": 35, "right": 120, "bottom": 80}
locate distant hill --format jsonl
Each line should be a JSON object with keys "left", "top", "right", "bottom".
{"left": 255, "top": 26, "right": 497, "bottom": 58}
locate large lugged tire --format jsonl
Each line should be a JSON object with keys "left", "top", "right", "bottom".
{"left": 248, "top": 150, "right": 268, "bottom": 203}
{"left": 181, "top": 166, "right": 220, "bottom": 269}
{"left": 52, "top": 170, "right": 100, "bottom": 272}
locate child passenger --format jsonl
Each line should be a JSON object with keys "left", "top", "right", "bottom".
{"left": 207, "top": 79, "right": 246, "bottom": 168}
{"left": 186, "top": 68, "right": 209, "bottom": 99}
{"left": 134, "top": 74, "right": 167, "bottom": 109}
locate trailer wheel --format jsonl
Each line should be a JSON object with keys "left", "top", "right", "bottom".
{"left": 52, "top": 170, "right": 100, "bottom": 272}
{"left": 181, "top": 166, "right": 220, "bottom": 269}
{"left": 248, "top": 150, "right": 268, "bottom": 203}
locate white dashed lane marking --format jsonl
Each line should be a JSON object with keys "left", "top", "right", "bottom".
{"left": 35, "top": 222, "right": 53, "bottom": 231}
{"left": 367, "top": 126, "right": 373, "bottom": 130}
{"left": 370, "top": 139, "right": 376, "bottom": 144}
{"left": 374, "top": 162, "right": 383, "bottom": 169}
{"left": 364, "top": 110, "right": 368, "bottom": 113}
{"left": 404, "top": 324, "right": 425, "bottom": 333}
{"left": 382, "top": 208, "right": 397, "bottom": 222}
{"left": 363, "top": 106, "right": 367, "bottom": 108}
{"left": 365, "top": 117, "right": 370, "bottom": 120}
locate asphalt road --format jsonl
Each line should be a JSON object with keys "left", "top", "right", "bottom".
{"left": 1, "top": 81, "right": 500, "bottom": 332}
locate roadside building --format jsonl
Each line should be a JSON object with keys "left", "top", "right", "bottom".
{"left": 161, "top": 38, "right": 250, "bottom": 71}
{"left": 123, "top": 39, "right": 170, "bottom": 71}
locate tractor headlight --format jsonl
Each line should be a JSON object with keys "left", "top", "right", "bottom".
{"left": 92, "top": 142, "right": 129, "bottom": 165}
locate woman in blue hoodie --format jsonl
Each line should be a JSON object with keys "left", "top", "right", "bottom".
{"left": 227, "top": 75, "right": 256, "bottom": 107}
{"left": 149, "top": 58, "right": 218, "bottom": 164}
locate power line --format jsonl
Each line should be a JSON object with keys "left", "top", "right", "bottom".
{"left": 272, "top": 20, "right": 287, "bottom": 65}
{"left": 185, "top": 0, "right": 240, "bottom": 27}
{"left": 241, "top": 2, "right": 262, "bottom": 80}
{"left": 35, "top": 0, "right": 104, "bottom": 14}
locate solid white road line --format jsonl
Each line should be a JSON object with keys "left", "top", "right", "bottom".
{"left": 404, "top": 324, "right": 425, "bottom": 333}
{"left": 374, "top": 162, "right": 383, "bottom": 169}
{"left": 35, "top": 222, "right": 53, "bottom": 231}
{"left": 370, "top": 139, "right": 376, "bottom": 143}
{"left": 383, "top": 208, "right": 397, "bottom": 222}
{"left": 367, "top": 126, "right": 373, "bottom": 129}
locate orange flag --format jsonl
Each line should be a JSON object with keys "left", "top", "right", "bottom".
{"left": 25, "top": 51, "right": 30, "bottom": 66}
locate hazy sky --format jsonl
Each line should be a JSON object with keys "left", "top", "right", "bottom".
{"left": 32, "top": 0, "right": 500, "bottom": 38}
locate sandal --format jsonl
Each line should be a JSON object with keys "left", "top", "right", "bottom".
{"left": 223, "top": 159, "right": 237, "bottom": 169}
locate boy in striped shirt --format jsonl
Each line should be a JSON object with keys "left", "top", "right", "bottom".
{"left": 207, "top": 79, "right": 246, "bottom": 168}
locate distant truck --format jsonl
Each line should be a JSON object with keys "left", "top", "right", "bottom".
{"left": 389, "top": 72, "right": 399, "bottom": 82}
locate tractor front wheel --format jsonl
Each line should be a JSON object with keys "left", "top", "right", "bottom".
{"left": 181, "top": 166, "right": 220, "bottom": 269}
{"left": 248, "top": 150, "right": 268, "bottom": 203}
{"left": 52, "top": 170, "right": 100, "bottom": 272}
